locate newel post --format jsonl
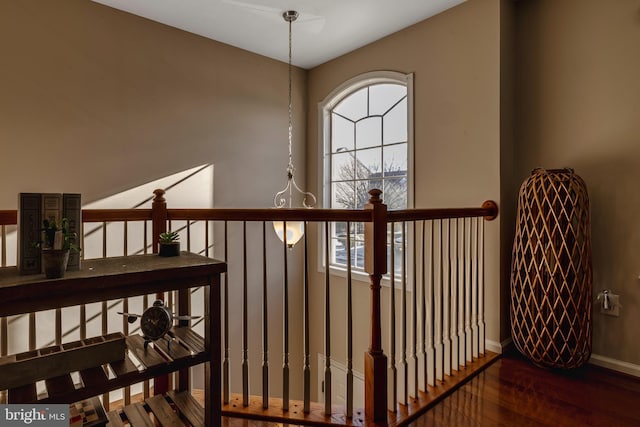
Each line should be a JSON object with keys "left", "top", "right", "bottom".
{"left": 151, "top": 189, "right": 170, "bottom": 395}
{"left": 152, "top": 189, "right": 168, "bottom": 254}
{"left": 364, "top": 189, "right": 388, "bottom": 423}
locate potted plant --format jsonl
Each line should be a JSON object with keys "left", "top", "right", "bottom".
{"left": 158, "top": 231, "right": 180, "bottom": 257}
{"left": 38, "top": 218, "right": 80, "bottom": 278}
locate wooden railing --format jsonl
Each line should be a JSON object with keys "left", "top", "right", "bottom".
{"left": 0, "top": 189, "right": 498, "bottom": 426}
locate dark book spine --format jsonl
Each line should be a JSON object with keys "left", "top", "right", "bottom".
{"left": 18, "top": 193, "right": 42, "bottom": 275}
{"left": 41, "top": 193, "right": 63, "bottom": 226}
{"left": 63, "top": 193, "right": 82, "bottom": 271}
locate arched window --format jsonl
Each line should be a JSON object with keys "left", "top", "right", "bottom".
{"left": 319, "top": 71, "right": 413, "bottom": 271}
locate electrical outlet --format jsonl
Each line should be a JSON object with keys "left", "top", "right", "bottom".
{"left": 600, "top": 293, "right": 620, "bottom": 317}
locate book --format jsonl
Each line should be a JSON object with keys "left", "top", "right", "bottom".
{"left": 63, "top": 193, "right": 82, "bottom": 270}
{"left": 41, "top": 193, "right": 63, "bottom": 226}
{"left": 17, "top": 193, "right": 42, "bottom": 275}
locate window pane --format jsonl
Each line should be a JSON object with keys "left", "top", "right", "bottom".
{"left": 369, "top": 84, "right": 406, "bottom": 116}
{"left": 383, "top": 97, "right": 407, "bottom": 144}
{"left": 331, "top": 114, "right": 354, "bottom": 153}
{"left": 383, "top": 144, "right": 407, "bottom": 175}
{"left": 332, "top": 151, "right": 355, "bottom": 182}
{"left": 355, "top": 147, "right": 381, "bottom": 180}
{"left": 355, "top": 117, "right": 382, "bottom": 150}
{"left": 383, "top": 177, "right": 408, "bottom": 210}
{"left": 334, "top": 87, "right": 368, "bottom": 121}
{"left": 332, "top": 182, "right": 355, "bottom": 209}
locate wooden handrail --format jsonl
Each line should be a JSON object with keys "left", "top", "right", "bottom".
{"left": 167, "top": 208, "right": 373, "bottom": 222}
{"left": 0, "top": 211, "right": 17, "bottom": 225}
{"left": 82, "top": 209, "right": 153, "bottom": 222}
{"left": 387, "top": 200, "right": 498, "bottom": 222}
{"left": 2, "top": 202, "right": 499, "bottom": 226}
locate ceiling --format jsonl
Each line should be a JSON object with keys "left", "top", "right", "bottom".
{"left": 91, "top": 0, "right": 466, "bottom": 69}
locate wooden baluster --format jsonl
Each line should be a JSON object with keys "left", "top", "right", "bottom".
{"left": 420, "top": 221, "right": 427, "bottom": 389}
{"left": 1, "top": 225, "right": 6, "bottom": 266}
{"left": 101, "top": 218, "right": 109, "bottom": 408}
{"left": 411, "top": 221, "right": 420, "bottom": 398}
{"left": 346, "top": 222, "right": 353, "bottom": 418}
{"left": 303, "top": 222, "right": 311, "bottom": 414}
{"left": 123, "top": 220, "right": 131, "bottom": 404}
{"left": 363, "top": 189, "right": 388, "bottom": 423}
{"left": 0, "top": 315, "right": 5, "bottom": 404}
{"left": 283, "top": 221, "right": 290, "bottom": 412}
{"left": 144, "top": 221, "right": 148, "bottom": 254}
{"left": 450, "top": 219, "right": 459, "bottom": 372}
{"left": 223, "top": 221, "right": 230, "bottom": 405}
{"left": 261, "top": 222, "right": 269, "bottom": 409}
{"left": 389, "top": 222, "right": 397, "bottom": 411}
{"left": 436, "top": 219, "right": 443, "bottom": 382}
{"left": 427, "top": 220, "right": 435, "bottom": 387}
{"left": 443, "top": 219, "right": 451, "bottom": 377}
{"left": 323, "top": 221, "right": 331, "bottom": 415}
{"left": 242, "top": 222, "right": 249, "bottom": 406}
{"left": 457, "top": 218, "right": 467, "bottom": 366}
{"left": 187, "top": 220, "right": 191, "bottom": 253}
{"left": 205, "top": 221, "right": 210, "bottom": 257}
{"left": 471, "top": 217, "right": 479, "bottom": 359}
{"left": 400, "top": 222, "right": 407, "bottom": 404}
{"left": 465, "top": 218, "right": 472, "bottom": 364}
{"left": 55, "top": 308, "right": 62, "bottom": 346}
{"left": 29, "top": 312, "right": 35, "bottom": 351}
{"left": 479, "top": 218, "right": 486, "bottom": 355}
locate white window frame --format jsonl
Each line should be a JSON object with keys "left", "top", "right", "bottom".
{"left": 317, "top": 71, "right": 414, "bottom": 280}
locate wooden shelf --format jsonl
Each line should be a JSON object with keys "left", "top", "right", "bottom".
{"left": 0, "top": 253, "right": 225, "bottom": 425}
{"left": 106, "top": 390, "right": 204, "bottom": 427}
{"left": 6, "top": 328, "right": 205, "bottom": 405}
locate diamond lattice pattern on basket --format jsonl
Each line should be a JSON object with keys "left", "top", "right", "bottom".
{"left": 510, "top": 169, "right": 592, "bottom": 369}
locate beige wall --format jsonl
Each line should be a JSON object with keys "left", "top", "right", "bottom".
{"left": 515, "top": 0, "right": 640, "bottom": 366}
{"left": 306, "top": 0, "right": 503, "bottom": 395}
{"left": 0, "top": 0, "right": 307, "bottom": 210}
{"left": 0, "top": 0, "right": 307, "bottom": 397}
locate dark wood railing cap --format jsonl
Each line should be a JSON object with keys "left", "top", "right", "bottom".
{"left": 153, "top": 189, "right": 166, "bottom": 204}
{"left": 482, "top": 200, "right": 499, "bottom": 221}
{"left": 368, "top": 189, "right": 383, "bottom": 204}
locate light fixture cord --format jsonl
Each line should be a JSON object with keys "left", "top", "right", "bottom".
{"left": 287, "top": 16, "right": 294, "bottom": 177}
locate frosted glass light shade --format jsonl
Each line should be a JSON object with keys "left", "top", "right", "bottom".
{"left": 273, "top": 221, "right": 304, "bottom": 248}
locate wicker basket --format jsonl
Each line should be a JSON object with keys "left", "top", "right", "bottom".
{"left": 510, "top": 168, "right": 592, "bottom": 368}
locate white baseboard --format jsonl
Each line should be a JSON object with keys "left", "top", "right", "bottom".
{"left": 485, "top": 338, "right": 512, "bottom": 354}
{"left": 589, "top": 353, "right": 640, "bottom": 378}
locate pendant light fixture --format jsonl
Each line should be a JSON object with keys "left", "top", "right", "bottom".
{"left": 273, "top": 10, "right": 316, "bottom": 248}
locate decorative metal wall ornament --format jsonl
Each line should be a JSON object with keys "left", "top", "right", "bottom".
{"left": 510, "top": 168, "right": 592, "bottom": 369}
{"left": 273, "top": 10, "right": 316, "bottom": 248}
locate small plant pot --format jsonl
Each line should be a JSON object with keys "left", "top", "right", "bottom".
{"left": 42, "top": 249, "right": 70, "bottom": 279}
{"left": 159, "top": 242, "right": 180, "bottom": 257}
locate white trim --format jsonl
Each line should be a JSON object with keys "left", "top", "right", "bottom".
{"left": 485, "top": 337, "right": 512, "bottom": 354}
{"left": 589, "top": 353, "right": 640, "bottom": 378}
{"left": 317, "top": 354, "right": 365, "bottom": 409}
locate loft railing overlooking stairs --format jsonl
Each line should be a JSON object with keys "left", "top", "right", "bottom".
{"left": 0, "top": 189, "right": 498, "bottom": 425}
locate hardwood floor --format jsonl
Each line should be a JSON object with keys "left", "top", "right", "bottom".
{"left": 222, "top": 350, "right": 640, "bottom": 426}
{"left": 409, "top": 350, "right": 640, "bottom": 427}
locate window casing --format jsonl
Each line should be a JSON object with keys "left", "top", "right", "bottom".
{"left": 319, "top": 71, "right": 414, "bottom": 274}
